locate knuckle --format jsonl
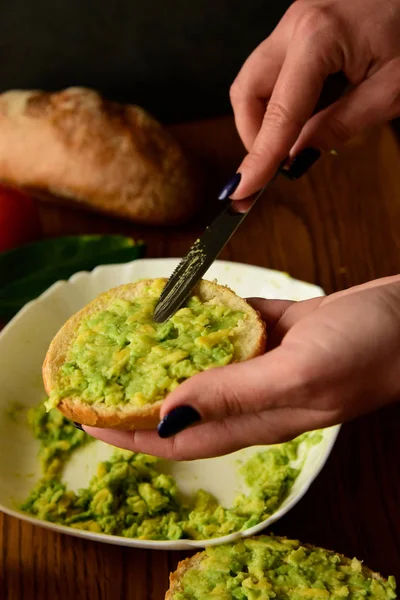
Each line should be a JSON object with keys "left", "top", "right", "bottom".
{"left": 264, "top": 100, "right": 304, "bottom": 132}
{"left": 165, "top": 436, "right": 186, "bottom": 462}
{"left": 229, "top": 79, "right": 243, "bottom": 105}
{"left": 295, "top": 5, "right": 338, "bottom": 40}
{"left": 264, "top": 100, "right": 292, "bottom": 126}
{"left": 214, "top": 375, "right": 244, "bottom": 417}
{"left": 284, "top": 0, "right": 308, "bottom": 23}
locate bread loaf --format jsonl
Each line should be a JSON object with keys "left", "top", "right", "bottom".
{"left": 0, "top": 87, "right": 199, "bottom": 225}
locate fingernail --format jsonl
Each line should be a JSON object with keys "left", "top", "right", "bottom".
{"left": 73, "top": 421, "right": 84, "bottom": 431}
{"left": 218, "top": 173, "right": 241, "bottom": 200}
{"left": 157, "top": 406, "right": 201, "bottom": 439}
{"left": 280, "top": 148, "right": 321, "bottom": 180}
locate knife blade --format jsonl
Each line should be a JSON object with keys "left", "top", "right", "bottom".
{"left": 153, "top": 185, "right": 268, "bottom": 323}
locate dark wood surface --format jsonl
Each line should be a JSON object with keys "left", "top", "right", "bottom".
{"left": 1, "top": 117, "right": 400, "bottom": 599}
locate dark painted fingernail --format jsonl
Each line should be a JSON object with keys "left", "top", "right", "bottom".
{"left": 73, "top": 421, "right": 84, "bottom": 431}
{"left": 280, "top": 148, "right": 321, "bottom": 180}
{"left": 157, "top": 406, "right": 201, "bottom": 438}
{"left": 218, "top": 173, "right": 241, "bottom": 200}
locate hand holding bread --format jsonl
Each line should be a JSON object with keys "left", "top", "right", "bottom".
{"left": 84, "top": 276, "right": 400, "bottom": 461}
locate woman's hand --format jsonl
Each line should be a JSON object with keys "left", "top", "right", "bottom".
{"left": 228, "top": 0, "right": 400, "bottom": 199}
{"left": 85, "top": 276, "right": 400, "bottom": 461}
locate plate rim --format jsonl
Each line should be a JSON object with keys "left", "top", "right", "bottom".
{"left": 0, "top": 257, "right": 338, "bottom": 550}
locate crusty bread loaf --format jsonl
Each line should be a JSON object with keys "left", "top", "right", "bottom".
{"left": 0, "top": 87, "right": 199, "bottom": 225}
{"left": 43, "top": 278, "right": 266, "bottom": 430}
{"left": 166, "top": 535, "right": 393, "bottom": 599}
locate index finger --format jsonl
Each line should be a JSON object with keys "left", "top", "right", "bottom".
{"left": 231, "top": 35, "right": 340, "bottom": 199}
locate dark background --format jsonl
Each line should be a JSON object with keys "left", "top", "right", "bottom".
{"left": 0, "top": 0, "right": 292, "bottom": 123}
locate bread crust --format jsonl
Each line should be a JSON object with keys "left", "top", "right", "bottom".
{"left": 0, "top": 87, "right": 199, "bottom": 225}
{"left": 165, "top": 536, "right": 390, "bottom": 599}
{"left": 43, "top": 279, "right": 266, "bottom": 430}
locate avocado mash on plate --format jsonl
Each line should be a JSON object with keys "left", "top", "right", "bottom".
{"left": 0, "top": 258, "right": 340, "bottom": 550}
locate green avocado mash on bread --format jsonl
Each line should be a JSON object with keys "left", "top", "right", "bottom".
{"left": 43, "top": 278, "right": 266, "bottom": 429}
{"left": 168, "top": 536, "right": 397, "bottom": 599}
{"left": 48, "top": 281, "right": 244, "bottom": 409}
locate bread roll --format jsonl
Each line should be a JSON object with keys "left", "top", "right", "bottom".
{"left": 0, "top": 87, "right": 199, "bottom": 225}
{"left": 43, "top": 278, "right": 266, "bottom": 430}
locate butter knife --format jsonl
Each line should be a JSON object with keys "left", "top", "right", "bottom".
{"left": 153, "top": 146, "right": 325, "bottom": 323}
{"left": 153, "top": 185, "right": 267, "bottom": 323}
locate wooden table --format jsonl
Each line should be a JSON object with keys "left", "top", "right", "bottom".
{"left": 1, "top": 117, "right": 400, "bottom": 599}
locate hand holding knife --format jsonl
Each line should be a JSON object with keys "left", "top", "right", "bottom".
{"left": 153, "top": 148, "right": 321, "bottom": 324}
{"left": 153, "top": 71, "right": 349, "bottom": 323}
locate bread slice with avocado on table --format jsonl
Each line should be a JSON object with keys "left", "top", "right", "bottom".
{"left": 165, "top": 534, "right": 397, "bottom": 599}
{"left": 43, "top": 278, "right": 266, "bottom": 430}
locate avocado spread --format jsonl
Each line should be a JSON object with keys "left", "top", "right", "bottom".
{"left": 175, "top": 536, "right": 397, "bottom": 599}
{"left": 48, "top": 279, "right": 245, "bottom": 410}
{"left": 20, "top": 400, "right": 317, "bottom": 540}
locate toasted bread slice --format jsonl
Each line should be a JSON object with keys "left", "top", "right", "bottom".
{"left": 43, "top": 278, "right": 266, "bottom": 430}
{"left": 0, "top": 87, "right": 199, "bottom": 225}
{"left": 166, "top": 535, "right": 395, "bottom": 599}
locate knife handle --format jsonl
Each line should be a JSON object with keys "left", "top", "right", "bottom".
{"left": 279, "top": 71, "right": 350, "bottom": 180}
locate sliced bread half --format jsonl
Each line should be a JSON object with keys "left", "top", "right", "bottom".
{"left": 43, "top": 278, "right": 266, "bottom": 430}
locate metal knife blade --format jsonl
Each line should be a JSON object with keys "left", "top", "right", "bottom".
{"left": 153, "top": 186, "right": 267, "bottom": 323}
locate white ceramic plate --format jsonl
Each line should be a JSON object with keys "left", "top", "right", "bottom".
{"left": 0, "top": 258, "right": 340, "bottom": 550}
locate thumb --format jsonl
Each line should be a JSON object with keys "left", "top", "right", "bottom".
{"left": 158, "top": 345, "right": 304, "bottom": 427}
{"left": 157, "top": 296, "right": 326, "bottom": 438}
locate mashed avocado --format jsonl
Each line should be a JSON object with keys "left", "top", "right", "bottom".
{"left": 48, "top": 279, "right": 245, "bottom": 410}
{"left": 20, "top": 400, "right": 317, "bottom": 540}
{"left": 175, "top": 536, "right": 397, "bottom": 599}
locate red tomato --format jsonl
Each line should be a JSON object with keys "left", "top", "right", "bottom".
{"left": 0, "top": 184, "right": 42, "bottom": 252}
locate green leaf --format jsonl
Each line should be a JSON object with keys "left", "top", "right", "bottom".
{"left": 0, "top": 235, "right": 146, "bottom": 320}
